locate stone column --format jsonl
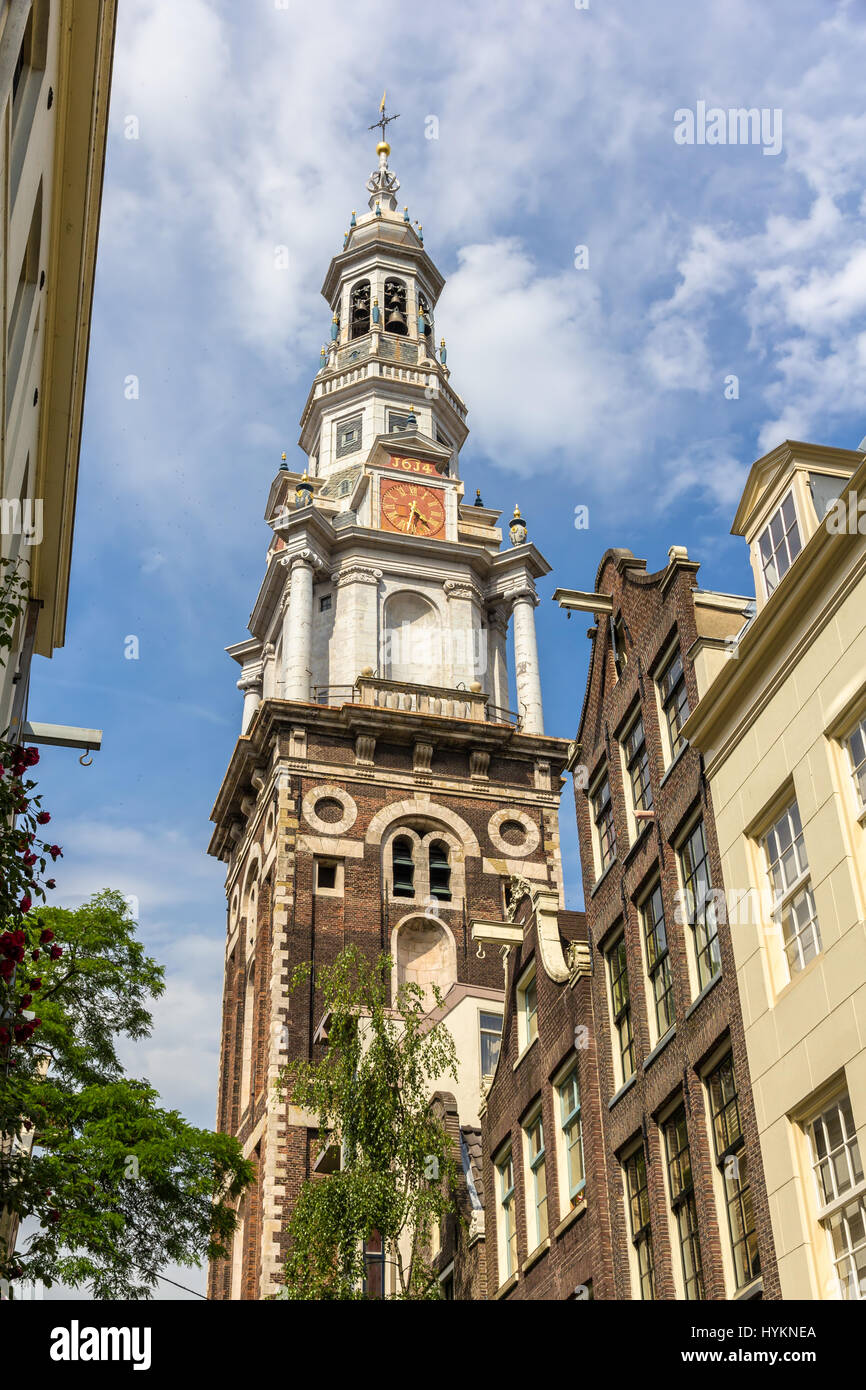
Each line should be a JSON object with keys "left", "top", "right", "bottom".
{"left": 331, "top": 564, "right": 381, "bottom": 687}
{"left": 511, "top": 586, "right": 543, "bottom": 734}
{"left": 282, "top": 552, "right": 316, "bottom": 701}
{"left": 237, "top": 667, "right": 263, "bottom": 734}
{"left": 487, "top": 605, "right": 510, "bottom": 715}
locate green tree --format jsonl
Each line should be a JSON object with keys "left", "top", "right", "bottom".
{"left": 278, "top": 946, "right": 459, "bottom": 1300}
{"left": 0, "top": 889, "right": 254, "bottom": 1299}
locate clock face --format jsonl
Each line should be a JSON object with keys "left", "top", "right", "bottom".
{"left": 380, "top": 480, "right": 446, "bottom": 538}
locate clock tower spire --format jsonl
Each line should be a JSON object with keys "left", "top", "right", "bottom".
{"left": 208, "top": 118, "right": 569, "bottom": 1299}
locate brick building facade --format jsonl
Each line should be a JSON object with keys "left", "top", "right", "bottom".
{"left": 556, "top": 545, "right": 781, "bottom": 1300}
{"left": 479, "top": 884, "right": 616, "bottom": 1300}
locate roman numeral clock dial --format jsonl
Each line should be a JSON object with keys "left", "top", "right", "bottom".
{"left": 380, "top": 479, "right": 446, "bottom": 538}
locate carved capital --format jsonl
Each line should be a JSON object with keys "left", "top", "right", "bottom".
{"left": 331, "top": 564, "right": 383, "bottom": 588}
{"left": 469, "top": 749, "right": 490, "bottom": 780}
{"left": 413, "top": 741, "right": 434, "bottom": 774}
{"left": 444, "top": 579, "right": 484, "bottom": 606}
{"left": 487, "top": 605, "right": 509, "bottom": 638}
{"left": 507, "top": 583, "right": 539, "bottom": 609}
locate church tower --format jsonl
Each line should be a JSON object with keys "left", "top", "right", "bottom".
{"left": 208, "top": 118, "right": 570, "bottom": 1300}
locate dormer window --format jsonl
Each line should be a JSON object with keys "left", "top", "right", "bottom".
{"left": 758, "top": 490, "right": 802, "bottom": 596}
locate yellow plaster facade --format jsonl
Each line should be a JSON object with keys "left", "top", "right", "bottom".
{"left": 684, "top": 441, "right": 866, "bottom": 1300}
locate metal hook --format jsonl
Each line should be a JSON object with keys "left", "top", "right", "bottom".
{"left": 79, "top": 750, "right": 93, "bottom": 767}
{"left": 475, "top": 941, "right": 486, "bottom": 960}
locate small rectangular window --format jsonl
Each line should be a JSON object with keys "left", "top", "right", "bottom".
{"left": 319, "top": 594, "right": 332, "bottom": 612}
{"left": 517, "top": 967, "right": 538, "bottom": 1052}
{"left": 335, "top": 414, "right": 363, "bottom": 458}
{"left": 763, "top": 800, "right": 821, "bottom": 976}
{"left": 758, "top": 490, "right": 802, "bottom": 595}
{"left": 314, "top": 859, "right": 343, "bottom": 895}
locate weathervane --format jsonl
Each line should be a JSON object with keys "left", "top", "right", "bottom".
{"left": 368, "top": 90, "right": 400, "bottom": 143}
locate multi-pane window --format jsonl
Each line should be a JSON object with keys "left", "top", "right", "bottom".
{"left": 558, "top": 1067, "right": 585, "bottom": 1207}
{"left": 524, "top": 1111, "right": 548, "bottom": 1249}
{"left": 758, "top": 490, "right": 802, "bottom": 596}
{"left": 679, "top": 819, "right": 721, "bottom": 991}
{"left": 496, "top": 1149, "right": 518, "bottom": 1280}
{"left": 608, "top": 936, "right": 635, "bottom": 1085}
{"left": 707, "top": 1054, "right": 760, "bottom": 1290}
{"left": 845, "top": 716, "right": 866, "bottom": 814}
{"left": 592, "top": 773, "right": 617, "bottom": 874}
{"left": 807, "top": 1093, "right": 866, "bottom": 1300}
{"left": 663, "top": 1105, "right": 705, "bottom": 1300}
{"left": 480, "top": 1011, "right": 502, "bottom": 1080}
{"left": 624, "top": 1146, "right": 656, "bottom": 1300}
{"left": 624, "top": 713, "right": 653, "bottom": 815}
{"left": 642, "top": 884, "right": 675, "bottom": 1036}
{"left": 659, "top": 647, "right": 690, "bottom": 760}
{"left": 764, "top": 800, "right": 822, "bottom": 976}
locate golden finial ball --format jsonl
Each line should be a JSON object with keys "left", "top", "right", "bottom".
{"left": 376, "top": 140, "right": 391, "bottom": 157}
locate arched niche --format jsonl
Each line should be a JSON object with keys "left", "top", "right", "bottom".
{"left": 382, "top": 590, "right": 441, "bottom": 684}
{"left": 391, "top": 913, "right": 457, "bottom": 1011}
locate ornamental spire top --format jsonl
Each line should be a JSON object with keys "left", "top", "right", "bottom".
{"left": 366, "top": 91, "right": 401, "bottom": 211}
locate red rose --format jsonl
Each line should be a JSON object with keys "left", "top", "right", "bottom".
{"left": 22, "top": 851, "right": 37, "bottom": 867}
{"left": 19, "top": 894, "right": 31, "bottom": 913}
{"left": 24, "top": 748, "right": 39, "bottom": 767}
{"left": 48, "top": 1210, "right": 60, "bottom": 1223}
{"left": 20, "top": 994, "right": 32, "bottom": 1008}
{"left": 0, "top": 1027, "right": 9, "bottom": 1046}
{"left": 46, "top": 879, "right": 55, "bottom": 890}
{"left": 0, "top": 960, "right": 14, "bottom": 980}
{"left": 48, "top": 846, "right": 63, "bottom": 861}
{"left": 48, "top": 945, "right": 62, "bottom": 960}
{"left": 31, "top": 949, "right": 39, "bottom": 961}
{"left": 36, "top": 812, "right": 50, "bottom": 825}
{"left": 39, "top": 929, "right": 54, "bottom": 944}
{"left": 30, "top": 977, "right": 41, "bottom": 990}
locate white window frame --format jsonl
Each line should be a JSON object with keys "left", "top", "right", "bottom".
{"left": 844, "top": 713, "right": 866, "bottom": 823}
{"left": 495, "top": 1145, "right": 518, "bottom": 1284}
{"left": 516, "top": 962, "right": 538, "bottom": 1056}
{"left": 757, "top": 488, "right": 802, "bottom": 597}
{"left": 638, "top": 879, "right": 675, "bottom": 1044}
{"left": 553, "top": 1059, "right": 585, "bottom": 1218}
{"left": 805, "top": 1091, "right": 866, "bottom": 1301}
{"left": 479, "top": 1007, "right": 503, "bottom": 1082}
{"left": 606, "top": 931, "right": 635, "bottom": 1088}
{"left": 622, "top": 1141, "right": 655, "bottom": 1300}
{"left": 313, "top": 857, "right": 344, "bottom": 897}
{"left": 676, "top": 815, "right": 721, "bottom": 997}
{"left": 763, "top": 799, "right": 822, "bottom": 979}
{"left": 522, "top": 1104, "right": 549, "bottom": 1252}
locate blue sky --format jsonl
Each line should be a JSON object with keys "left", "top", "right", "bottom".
{"left": 26, "top": 0, "right": 866, "bottom": 1293}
